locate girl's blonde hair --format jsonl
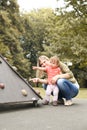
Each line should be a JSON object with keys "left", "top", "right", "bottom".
{"left": 50, "top": 56, "right": 60, "bottom": 66}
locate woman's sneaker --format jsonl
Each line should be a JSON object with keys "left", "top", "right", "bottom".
{"left": 64, "top": 100, "right": 73, "bottom": 106}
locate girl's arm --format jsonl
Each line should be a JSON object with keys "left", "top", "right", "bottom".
{"left": 32, "top": 66, "right": 46, "bottom": 71}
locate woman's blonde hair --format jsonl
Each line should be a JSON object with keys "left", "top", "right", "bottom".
{"left": 36, "top": 55, "right": 49, "bottom": 78}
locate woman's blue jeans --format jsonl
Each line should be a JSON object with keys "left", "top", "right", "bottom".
{"left": 42, "top": 79, "right": 79, "bottom": 100}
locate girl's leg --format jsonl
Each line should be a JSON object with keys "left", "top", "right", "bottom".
{"left": 42, "top": 83, "right": 53, "bottom": 95}
{"left": 57, "top": 79, "right": 79, "bottom": 100}
{"left": 45, "top": 85, "right": 52, "bottom": 102}
{"left": 53, "top": 85, "right": 59, "bottom": 101}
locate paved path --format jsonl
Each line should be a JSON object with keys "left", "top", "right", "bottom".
{"left": 0, "top": 99, "right": 87, "bottom": 130}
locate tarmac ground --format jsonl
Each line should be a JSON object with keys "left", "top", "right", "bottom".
{"left": 0, "top": 98, "right": 87, "bottom": 130}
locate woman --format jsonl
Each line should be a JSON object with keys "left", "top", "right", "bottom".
{"left": 31, "top": 55, "right": 80, "bottom": 106}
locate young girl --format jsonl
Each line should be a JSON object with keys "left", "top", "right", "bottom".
{"left": 32, "top": 56, "right": 62, "bottom": 106}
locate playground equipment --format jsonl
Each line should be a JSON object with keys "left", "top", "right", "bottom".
{"left": 0, "top": 54, "right": 42, "bottom": 107}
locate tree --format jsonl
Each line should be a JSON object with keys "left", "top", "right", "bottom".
{"left": 42, "top": 0, "right": 87, "bottom": 87}
{"left": 20, "top": 9, "right": 55, "bottom": 77}
{"left": 0, "top": 0, "right": 30, "bottom": 78}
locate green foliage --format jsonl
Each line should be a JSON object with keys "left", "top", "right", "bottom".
{"left": 0, "top": 0, "right": 30, "bottom": 78}
{"left": 19, "top": 4, "right": 87, "bottom": 86}
{"left": 20, "top": 9, "right": 55, "bottom": 77}
{"left": 0, "top": 0, "right": 87, "bottom": 87}
{"left": 64, "top": 0, "right": 87, "bottom": 17}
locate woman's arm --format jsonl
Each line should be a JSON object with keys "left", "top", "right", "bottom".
{"left": 29, "top": 78, "right": 48, "bottom": 84}
{"left": 51, "top": 62, "right": 74, "bottom": 84}
{"left": 51, "top": 73, "right": 71, "bottom": 84}
{"left": 60, "top": 62, "right": 74, "bottom": 78}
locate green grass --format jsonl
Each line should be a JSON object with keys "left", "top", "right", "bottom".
{"left": 34, "top": 87, "right": 87, "bottom": 99}
{"left": 76, "top": 88, "right": 87, "bottom": 98}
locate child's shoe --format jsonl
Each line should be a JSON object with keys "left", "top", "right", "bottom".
{"left": 43, "top": 100, "right": 49, "bottom": 105}
{"left": 53, "top": 101, "right": 58, "bottom": 106}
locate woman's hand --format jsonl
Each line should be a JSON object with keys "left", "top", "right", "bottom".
{"left": 51, "top": 75, "right": 60, "bottom": 84}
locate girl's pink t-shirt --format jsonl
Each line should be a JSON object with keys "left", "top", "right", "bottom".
{"left": 45, "top": 66, "right": 61, "bottom": 84}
